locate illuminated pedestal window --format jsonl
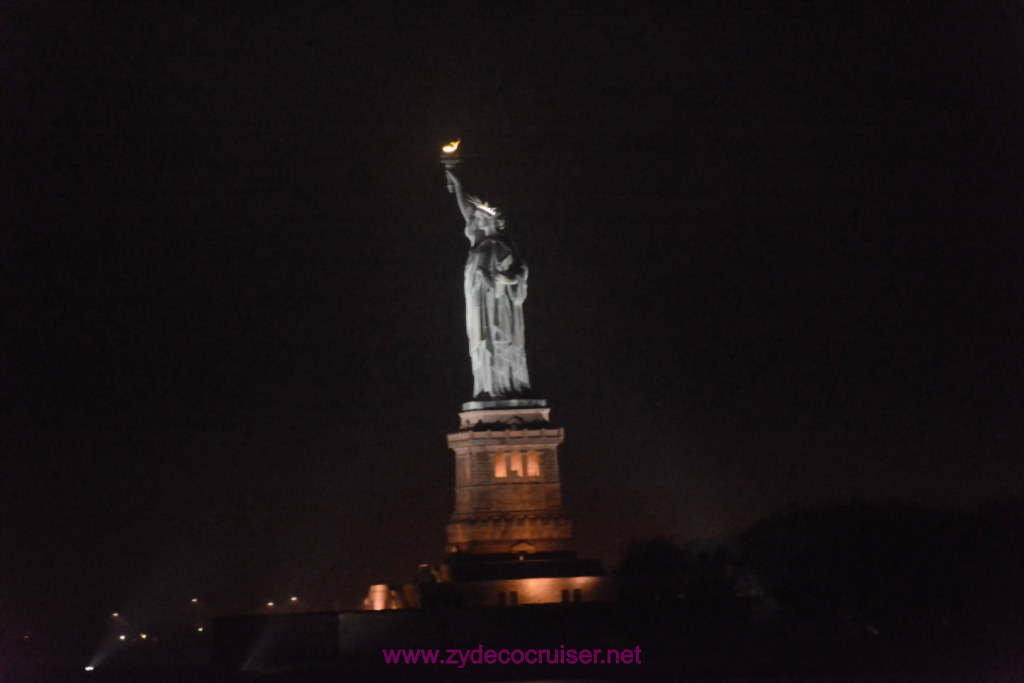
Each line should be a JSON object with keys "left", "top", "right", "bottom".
{"left": 526, "top": 451, "right": 540, "bottom": 477}
{"left": 493, "top": 450, "right": 542, "bottom": 479}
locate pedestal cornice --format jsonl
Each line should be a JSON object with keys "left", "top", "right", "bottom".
{"left": 457, "top": 403, "right": 553, "bottom": 430}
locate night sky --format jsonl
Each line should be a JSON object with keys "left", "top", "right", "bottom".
{"left": 3, "top": 0, "right": 1023, "bottom": 655}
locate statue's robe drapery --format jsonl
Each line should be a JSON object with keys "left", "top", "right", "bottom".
{"left": 464, "top": 234, "right": 531, "bottom": 398}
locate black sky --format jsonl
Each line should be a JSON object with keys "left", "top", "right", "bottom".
{"left": 2, "top": 0, "right": 1023, "bottom": 653}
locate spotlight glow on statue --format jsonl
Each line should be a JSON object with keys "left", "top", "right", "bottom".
{"left": 442, "top": 153, "right": 531, "bottom": 399}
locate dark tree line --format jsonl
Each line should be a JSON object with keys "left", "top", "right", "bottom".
{"left": 616, "top": 498, "right": 1024, "bottom": 638}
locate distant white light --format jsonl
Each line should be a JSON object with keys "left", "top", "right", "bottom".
{"left": 197, "top": 627, "right": 204, "bottom": 632}
{"left": 267, "top": 601, "right": 274, "bottom": 607}
{"left": 289, "top": 596, "right": 298, "bottom": 602}
{"left": 119, "top": 634, "right": 126, "bottom": 641}
{"left": 84, "top": 666, "right": 95, "bottom": 671}
{"left": 111, "top": 612, "right": 119, "bottom": 618}
{"left": 191, "top": 598, "right": 198, "bottom": 603}
{"left": 139, "top": 633, "right": 147, "bottom": 639}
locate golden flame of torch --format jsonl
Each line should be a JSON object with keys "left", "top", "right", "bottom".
{"left": 442, "top": 140, "right": 461, "bottom": 154}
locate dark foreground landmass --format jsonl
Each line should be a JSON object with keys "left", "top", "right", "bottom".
{"left": 9, "top": 602, "right": 1024, "bottom": 683}
{"left": 9, "top": 501, "right": 1023, "bottom": 682}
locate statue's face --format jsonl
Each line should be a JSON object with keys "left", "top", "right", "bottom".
{"left": 476, "top": 211, "right": 498, "bottom": 235}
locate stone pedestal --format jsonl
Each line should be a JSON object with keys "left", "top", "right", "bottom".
{"left": 446, "top": 399, "right": 573, "bottom": 554}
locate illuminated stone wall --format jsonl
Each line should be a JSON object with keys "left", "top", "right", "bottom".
{"left": 454, "top": 576, "right": 616, "bottom": 606}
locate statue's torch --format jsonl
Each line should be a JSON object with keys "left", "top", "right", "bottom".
{"left": 441, "top": 139, "right": 461, "bottom": 192}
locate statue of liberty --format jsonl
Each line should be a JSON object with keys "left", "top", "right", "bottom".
{"left": 444, "top": 167, "right": 531, "bottom": 399}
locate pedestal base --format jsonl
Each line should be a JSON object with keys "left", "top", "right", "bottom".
{"left": 462, "top": 398, "right": 547, "bottom": 411}
{"left": 458, "top": 400, "right": 551, "bottom": 430}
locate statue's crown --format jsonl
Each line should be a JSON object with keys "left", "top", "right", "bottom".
{"left": 474, "top": 201, "right": 499, "bottom": 217}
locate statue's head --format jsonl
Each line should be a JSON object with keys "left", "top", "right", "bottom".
{"left": 469, "top": 197, "right": 504, "bottom": 233}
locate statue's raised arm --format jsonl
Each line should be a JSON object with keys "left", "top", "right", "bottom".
{"left": 445, "top": 169, "right": 475, "bottom": 224}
